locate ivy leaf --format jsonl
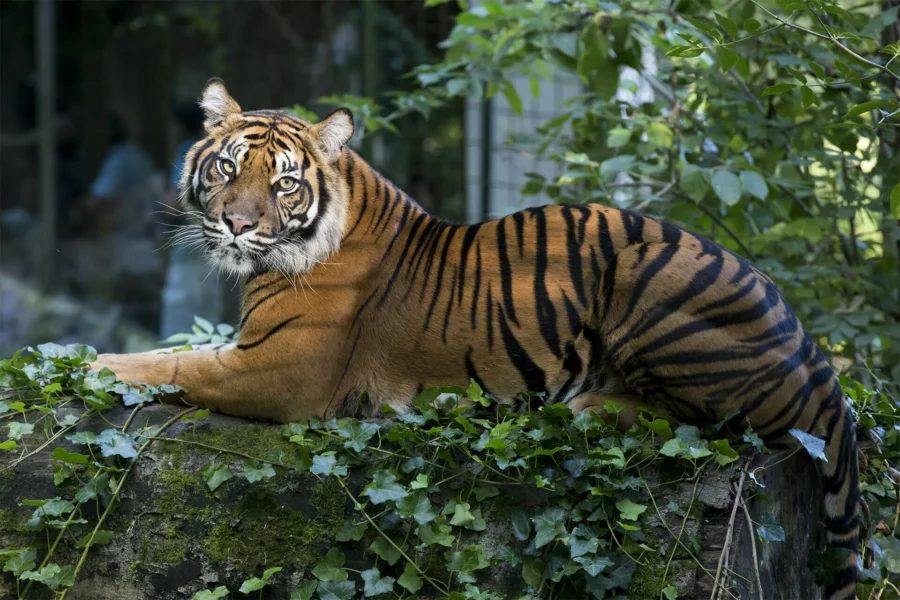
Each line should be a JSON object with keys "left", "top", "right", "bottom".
{"left": 449, "top": 501, "right": 476, "bottom": 527}
{"left": 445, "top": 546, "right": 489, "bottom": 583}
{"left": 361, "top": 568, "right": 395, "bottom": 597}
{"left": 397, "top": 563, "right": 423, "bottom": 594}
{"left": 756, "top": 512, "right": 785, "bottom": 543}
{"left": 711, "top": 170, "right": 742, "bottom": 206}
{"left": 362, "top": 470, "right": 408, "bottom": 504}
{"left": 511, "top": 509, "right": 531, "bottom": 541}
{"left": 788, "top": 429, "right": 827, "bottom": 462}
{"left": 522, "top": 557, "right": 545, "bottom": 589}
{"left": 396, "top": 492, "right": 437, "bottom": 524}
{"left": 239, "top": 566, "right": 282, "bottom": 593}
{"left": 663, "top": 584, "right": 679, "bottom": 599}
{"left": 873, "top": 533, "right": 900, "bottom": 573}
{"left": 710, "top": 440, "right": 739, "bottom": 466}
{"left": 0, "top": 440, "right": 18, "bottom": 452}
{"left": 75, "top": 530, "right": 114, "bottom": 547}
{"left": 241, "top": 459, "right": 276, "bottom": 484}
{"left": 335, "top": 519, "right": 367, "bottom": 542}
{"left": 191, "top": 586, "right": 229, "bottom": 600}
{"left": 740, "top": 170, "right": 768, "bottom": 200}
{"left": 616, "top": 499, "right": 647, "bottom": 521}
{"left": 336, "top": 419, "right": 379, "bottom": 452}
{"left": 312, "top": 548, "right": 348, "bottom": 582}
{"left": 410, "top": 473, "right": 429, "bottom": 490}
{"left": 317, "top": 581, "right": 355, "bottom": 600}
{"left": 533, "top": 506, "right": 568, "bottom": 548}
{"left": 67, "top": 431, "right": 98, "bottom": 446}
{"left": 202, "top": 463, "right": 232, "bottom": 492}
{"left": 96, "top": 429, "right": 137, "bottom": 459}
{"left": 569, "top": 526, "right": 600, "bottom": 557}
{"left": 20, "top": 563, "right": 76, "bottom": 589}
{"left": 574, "top": 555, "right": 613, "bottom": 577}
{"left": 639, "top": 416, "right": 673, "bottom": 438}
{"left": 7, "top": 422, "right": 34, "bottom": 441}
{"left": 289, "top": 581, "right": 318, "bottom": 600}
{"left": 75, "top": 474, "right": 109, "bottom": 504}
{"left": 3, "top": 548, "right": 36, "bottom": 576}
{"left": 370, "top": 537, "right": 403, "bottom": 565}
{"left": 51, "top": 447, "right": 88, "bottom": 465}
{"left": 310, "top": 453, "right": 348, "bottom": 477}
{"left": 194, "top": 316, "right": 215, "bottom": 334}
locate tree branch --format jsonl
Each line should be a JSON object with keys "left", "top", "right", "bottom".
{"left": 752, "top": 1, "right": 900, "bottom": 83}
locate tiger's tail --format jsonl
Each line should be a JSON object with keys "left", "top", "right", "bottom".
{"left": 816, "top": 387, "right": 860, "bottom": 600}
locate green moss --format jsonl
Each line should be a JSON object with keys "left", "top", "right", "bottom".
{"left": 185, "top": 425, "right": 299, "bottom": 461}
{"left": 0, "top": 507, "right": 26, "bottom": 532}
{"left": 204, "top": 483, "right": 345, "bottom": 572}
{"left": 140, "top": 521, "right": 188, "bottom": 565}
{"left": 629, "top": 557, "right": 692, "bottom": 599}
{"left": 157, "top": 468, "right": 200, "bottom": 514}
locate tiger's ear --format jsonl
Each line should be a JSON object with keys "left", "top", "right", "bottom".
{"left": 200, "top": 77, "right": 242, "bottom": 131}
{"left": 310, "top": 108, "right": 354, "bottom": 162}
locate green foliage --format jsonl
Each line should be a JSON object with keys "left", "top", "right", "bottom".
{"left": 162, "top": 317, "right": 237, "bottom": 346}
{"left": 1, "top": 340, "right": 898, "bottom": 597}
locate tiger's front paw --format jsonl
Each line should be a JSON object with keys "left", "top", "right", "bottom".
{"left": 88, "top": 354, "right": 145, "bottom": 388}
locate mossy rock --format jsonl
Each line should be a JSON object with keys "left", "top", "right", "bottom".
{"left": 0, "top": 404, "right": 825, "bottom": 599}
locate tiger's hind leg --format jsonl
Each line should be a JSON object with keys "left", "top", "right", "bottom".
{"left": 592, "top": 241, "right": 860, "bottom": 600}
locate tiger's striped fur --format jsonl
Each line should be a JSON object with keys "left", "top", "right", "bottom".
{"left": 93, "top": 79, "right": 859, "bottom": 599}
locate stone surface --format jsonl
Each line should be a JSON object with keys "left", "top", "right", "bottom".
{"left": 0, "top": 405, "right": 826, "bottom": 599}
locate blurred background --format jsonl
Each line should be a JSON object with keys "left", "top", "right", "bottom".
{"left": 0, "top": 0, "right": 471, "bottom": 355}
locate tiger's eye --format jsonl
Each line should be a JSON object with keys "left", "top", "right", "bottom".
{"left": 278, "top": 177, "right": 295, "bottom": 190}
{"left": 220, "top": 159, "right": 235, "bottom": 175}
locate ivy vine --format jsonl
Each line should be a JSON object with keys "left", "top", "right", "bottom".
{"left": 0, "top": 343, "right": 898, "bottom": 599}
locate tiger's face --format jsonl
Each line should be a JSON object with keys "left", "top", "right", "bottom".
{"left": 178, "top": 78, "right": 354, "bottom": 277}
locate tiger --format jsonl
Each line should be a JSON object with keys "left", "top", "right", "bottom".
{"left": 92, "top": 78, "right": 860, "bottom": 599}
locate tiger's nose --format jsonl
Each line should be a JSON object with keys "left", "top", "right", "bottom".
{"left": 224, "top": 214, "right": 256, "bottom": 236}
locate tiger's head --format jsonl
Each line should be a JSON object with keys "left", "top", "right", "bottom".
{"left": 178, "top": 78, "right": 354, "bottom": 277}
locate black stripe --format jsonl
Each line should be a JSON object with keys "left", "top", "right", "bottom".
{"left": 512, "top": 212, "right": 525, "bottom": 258}
{"left": 596, "top": 210, "right": 616, "bottom": 268}
{"left": 470, "top": 241, "right": 483, "bottom": 329}
{"left": 465, "top": 346, "right": 492, "bottom": 397}
{"left": 441, "top": 265, "right": 459, "bottom": 343}
{"left": 378, "top": 212, "right": 427, "bottom": 306}
{"left": 486, "top": 283, "right": 494, "bottom": 350}
{"left": 496, "top": 218, "right": 519, "bottom": 326}
{"left": 456, "top": 224, "right": 481, "bottom": 306}
{"left": 424, "top": 225, "right": 458, "bottom": 329}
{"left": 497, "top": 305, "right": 546, "bottom": 393}
{"left": 532, "top": 208, "right": 561, "bottom": 359}
{"left": 609, "top": 243, "right": 680, "bottom": 334}
{"left": 562, "top": 207, "right": 588, "bottom": 308}
{"left": 237, "top": 314, "right": 302, "bottom": 350}
{"left": 240, "top": 284, "right": 292, "bottom": 329}
{"left": 621, "top": 210, "right": 645, "bottom": 245}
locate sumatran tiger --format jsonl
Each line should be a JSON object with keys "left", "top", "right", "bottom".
{"left": 91, "top": 79, "right": 859, "bottom": 599}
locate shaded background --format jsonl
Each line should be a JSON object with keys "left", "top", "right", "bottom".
{"left": 0, "top": 0, "right": 471, "bottom": 355}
